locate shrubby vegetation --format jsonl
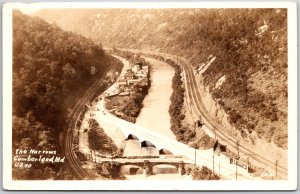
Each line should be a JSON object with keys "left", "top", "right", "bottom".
{"left": 12, "top": 11, "right": 116, "bottom": 179}
{"left": 36, "top": 9, "right": 287, "bottom": 148}
{"left": 191, "top": 133, "right": 215, "bottom": 150}
{"left": 105, "top": 50, "right": 150, "bottom": 123}
{"left": 192, "top": 166, "right": 219, "bottom": 180}
{"left": 143, "top": 54, "right": 196, "bottom": 144}
{"left": 120, "top": 84, "right": 149, "bottom": 123}
{"left": 167, "top": 59, "right": 196, "bottom": 143}
{"left": 189, "top": 9, "right": 287, "bottom": 148}
{"left": 95, "top": 161, "right": 124, "bottom": 179}
{"left": 88, "top": 119, "right": 119, "bottom": 155}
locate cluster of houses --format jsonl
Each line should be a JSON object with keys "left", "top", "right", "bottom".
{"left": 118, "top": 58, "right": 149, "bottom": 96}
{"left": 105, "top": 57, "right": 149, "bottom": 97}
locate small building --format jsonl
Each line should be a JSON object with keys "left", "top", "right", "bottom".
{"left": 142, "top": 64, "right": 149, "bottom": 71}
{"left": 220, "top": 151, "right": 237, "bottom": 163}
{"left": 132, "top": 64, "right": 141, "bottom": 73}
{"left": 118, "top": 81, "right": 127, "bottom": 85}
{"left": 235, "top": 158, "right": 249, "bottom": 172}
{"left": 134, "top": 59, "right": 144, "bottom": 66}
{"left": 124, "top": 69, "right": 135, "bottom": 80}
{"left": 135, "top": 71, "right": 147, "bottom": 79}
{"left": 128, "top": 79, "right": 142, "bottom": 85}
{"left": 220, "top": 151, "right": 249, "bottom": 172}
{"left": 119, "top": 91, "right": 130, "bottom": 96}
{"left": 118, "top": 79, "right": 127, "bottom": 86}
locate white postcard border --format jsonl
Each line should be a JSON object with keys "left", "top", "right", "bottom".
{"left": 2, "top": 1, "right": 297, "bottom": 190}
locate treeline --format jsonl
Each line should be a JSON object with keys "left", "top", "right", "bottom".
{"left": 36, "top": 9, "right": 288, "bottom": 148}
{"left": 12, "top": 11, "right": 115, "bottom": 179}
{"left": 141, "top": 9, "right": 288, "bottom": 148}
{"left": 167, "top": 59, "right": 196, "bottom": 143}
{"left": 120, "top": 83, "right": 149, "bottom": 123}
{"left": 105, "top": 9, "right": 287, "bottom": 148}
{"left": 188, "top": 9, "right": 287, "bottom": 148}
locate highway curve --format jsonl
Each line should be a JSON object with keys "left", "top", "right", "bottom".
{"left": 176, "top": 56, "right": 288, "bottom": 179}
{"left": 121, "top": 48, "right": 287, "bottom": 179}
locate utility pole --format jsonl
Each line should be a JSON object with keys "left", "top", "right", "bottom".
{"left": 90, "top": 121, "right": 96, "bottom": 163}
{"left": 247, "top": 157, "right": 250, "bottom": 174}
{"left": 235, "top": 160, "right": 238, "bottom": 180}
{"left": 214, "top": 128, "right": 216, "bottom": 139}
{"left": 89, "top": 150, "right": 92, "bottom": 161}
{"left": 93, "top": 127, "right": 96, "bottom": 162}
{"left": 275, "top": 160, "right": 278, "bottom": 176}
{"left": 236, "top": 141, "right": 240, "bottom": 157}
{"left": 194, "top": 148, "right": 197, "bottom": 169}
{"left": 219, "top": 162, "right": 220, "bottom": 177}
{"left": 236, "top": 141, "right": 239, "bottom": 180}
{"left": 213, "top": 154, "right": 215, "bottom": 174}
{"left": 192, "top": 107, "right": 198, "bottom": 168}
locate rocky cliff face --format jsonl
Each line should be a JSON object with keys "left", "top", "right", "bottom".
{"left": 194, "top": 66, "right": 287, "bottom": 168}
{"left": 34, "top": 8, "right": 287, "bottom": 149}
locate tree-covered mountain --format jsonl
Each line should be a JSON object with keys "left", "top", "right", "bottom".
{"left": 35, "top": 8, "right": 287, "bottom": 148}
{"left": 12, "top": 11, "right": 117, "bottom": 179}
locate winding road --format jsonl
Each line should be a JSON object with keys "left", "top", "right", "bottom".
{"left": 95, "top": 98, "right": 255, "bottom": 180}
{"left": 64, "top": 49, "right": 287, "bottom": 180}
{"left": 121, "top": 49, "right": 288, "bottom": 179}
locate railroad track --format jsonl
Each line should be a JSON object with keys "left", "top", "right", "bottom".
{"left": 120, "top": 48, "right": 287, "bottom": 179}
{"left": 177, "top": 56, "right": 288, "bottom": 178}
{"left": 62, "top": 54, "right": 126, "bottom": 179}
{"left": 63, "top": 78, "right": 106, "bottom": 179}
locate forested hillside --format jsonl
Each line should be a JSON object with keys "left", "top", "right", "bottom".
{"left": 35, "top": 9, "right": 287, "bottom": 148}
{"left": 12, "top": 11, "right": 116, "bottom": 179}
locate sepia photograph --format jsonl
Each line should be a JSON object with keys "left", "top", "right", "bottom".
{"left": 2, "top": 2, "right": 297, "bottom": 190}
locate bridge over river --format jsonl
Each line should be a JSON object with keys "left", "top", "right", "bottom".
{"left": 90, "top": 99, "right": 255, "bottom": 180}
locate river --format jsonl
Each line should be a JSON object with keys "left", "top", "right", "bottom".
{"left": 135, "top": 57, "right": 176, "bottom": 140}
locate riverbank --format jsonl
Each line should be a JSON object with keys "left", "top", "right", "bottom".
{"left": 105, "top": 53, "right": 150, "bottom": 123}
{"left": 135, "top": 57, "right": 176, "bottom": 139}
